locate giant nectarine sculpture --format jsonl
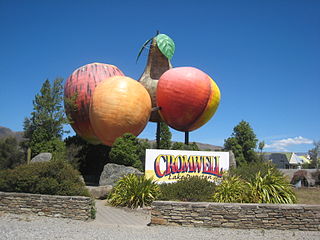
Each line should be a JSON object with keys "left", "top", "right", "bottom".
{"left": 157, "top": 67, "right": 220, "bottom": 132}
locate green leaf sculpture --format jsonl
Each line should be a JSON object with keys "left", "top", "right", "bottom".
{"left": 155, "top": 34, "right": 175, "bottom": 60}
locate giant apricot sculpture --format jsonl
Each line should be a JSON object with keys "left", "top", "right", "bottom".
{"left": 89, "top": 76, "right": 151, "bottom": 146}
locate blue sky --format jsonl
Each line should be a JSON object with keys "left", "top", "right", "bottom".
{"left": 0, "top": 0, "right": 319, "bottom": 152}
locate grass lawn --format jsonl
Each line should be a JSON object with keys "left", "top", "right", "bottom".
{"left": 294, "top": 187, "right": 320, "bottom": 205}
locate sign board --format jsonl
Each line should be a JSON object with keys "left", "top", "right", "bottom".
{"left": 145, "top": 149, "right": 229, "bottom": 184}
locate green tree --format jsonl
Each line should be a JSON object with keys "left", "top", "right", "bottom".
{"left": 64, "top": 135, "right": 111, "bottom": 183}
{"left": 309, "top": 140, "right": 320, "bottom": 169}
{"left": 258, "top": 141, "right": 265, "bottom": 154}
{"left": 23, "top": 78, "right": 68, "bottom": 158}
{"left": 0, "top": 137, "right": 24, "bottom": 170}
{"left": 258, "top": 141, "right": 265, "bottom": 161}
{"left": 171, "top": 142, "right": 200, "bottom": 151}
{"left": 224, "top": 120, "right": 258, "bottom": 165}
{"left": 109, "top": 133, "right": 143, "bottom": 171}
{"left": 157, "top": 122, "right": 172, "bottom": 149}
{"left": 64, "top": 140, "right": 83, "bottom": 170}
{"left": 171, "top": 142, "right": 184, "bottom": 150}
{"left": 137, "top": 139, "right": 151, "bottom": 170}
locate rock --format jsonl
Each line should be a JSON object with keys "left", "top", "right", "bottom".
{"left": 99, "top": 163, "right": 143, "bottom": 186}
{"left": 31, "top": 153, "right": 52, "bottom": 163}
{"left": 229, "top": 151, "right": 236, "bottom": 168}
{"left": 86, "top": 185, "right": 113, "bottom": 199}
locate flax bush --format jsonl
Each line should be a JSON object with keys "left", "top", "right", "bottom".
{"left": 108, "top": 174, "right": 160, "bottom": 208}
{"left": 212, "top": 170, "right": 296, "bottom": 204}
{"left": 211, "top": 175, "right": 248, "bottom": 203}
{"left": 248, "top": 170, "right": 296, "bottom": 204}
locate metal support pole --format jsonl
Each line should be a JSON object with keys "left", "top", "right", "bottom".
{"left": 185, "top": 131, "right": 189, "bottom": 145}
{"left": 156, "top": 122, "right": 161, "bottom": 149}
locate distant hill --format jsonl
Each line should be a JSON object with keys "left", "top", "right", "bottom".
{"left": 195, "top": 142, "right": 223, "bottom": 151}
{"left": 0, "top": 126, "right": 24, "bottom": 142}
{"left": 0, "top": 127, "right": 223, "bottom": 150}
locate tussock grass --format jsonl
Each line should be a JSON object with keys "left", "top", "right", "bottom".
{"left": 294, "top": 187, "right": 320, "bottom": 205}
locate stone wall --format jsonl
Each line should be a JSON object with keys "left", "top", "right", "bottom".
{"left": 151, "top": 201, "right": 320, "bottom": 231}
{"left": 0, "top": 192, "right": 93, "bottom": 221}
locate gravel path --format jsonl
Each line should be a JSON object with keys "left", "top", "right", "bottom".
{"left": 1, "top": 213, "right": 320, "bottom": 240}
{"left": 94, "top": 200, "right": 150, "bottom": 226}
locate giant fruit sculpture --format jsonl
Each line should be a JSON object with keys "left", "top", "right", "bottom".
{"left": 64, "top": 32, "right": 221, "bottom": 148}
{"left": 64, "top": 63, "right": 124, "bottom": 144}
{"left": 89, "top": 76, "right": 151, "bottom": 146}
{"left": 157, "top": 67, "right": 220, "bottom": 132}
{"left": 138, "top": 34, "right": 175, "bottom": 122}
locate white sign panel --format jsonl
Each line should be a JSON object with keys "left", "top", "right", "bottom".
{"left": 145, "top": 149, "right": 229, "bottom": 183}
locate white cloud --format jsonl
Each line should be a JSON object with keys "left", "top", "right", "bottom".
{"left": 264, "top": 136, "right": 313, "bottom": 151}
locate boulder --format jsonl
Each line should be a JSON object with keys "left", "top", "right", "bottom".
{"left": 99, "top": 163, "right": 143, "bottom": 186}
{"left": 31, "top": 153, "right": 52, "bottom": 163}
{"left": 86, "top": 185, "right": 113, "bottom": 199}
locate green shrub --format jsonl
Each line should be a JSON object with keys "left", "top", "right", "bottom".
{"left": 109, "top": 134, "right": 143, "bottom": 171}
{"left": 90, "top": 201, "right": 97, "bottom": 219}
{"left": 211, "top": 175, "right": 248, "bottom": 203}
{"left": 248, "top": 170, "right": 296, "bottom": 204}
{"left": 108, "top": 174, "right": 160, "bottom": 208}
{"left": 159, "top": 176, "right": 216, "bottom": 202}
{"left": 158, "top": 182, "right": 179, "bottom": 201}
{"left": 0, "top": 159, "right": 90, "bottom": 197}
{"left": 230, "top": 161, "right": 282, "bottom": 182}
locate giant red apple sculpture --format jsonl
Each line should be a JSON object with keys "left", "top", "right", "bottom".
{"left": 157, "top": 67, "right": 220, "bottom": 132}
{"left": 64, "top": 62, "right": 124, "bottom": 144}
